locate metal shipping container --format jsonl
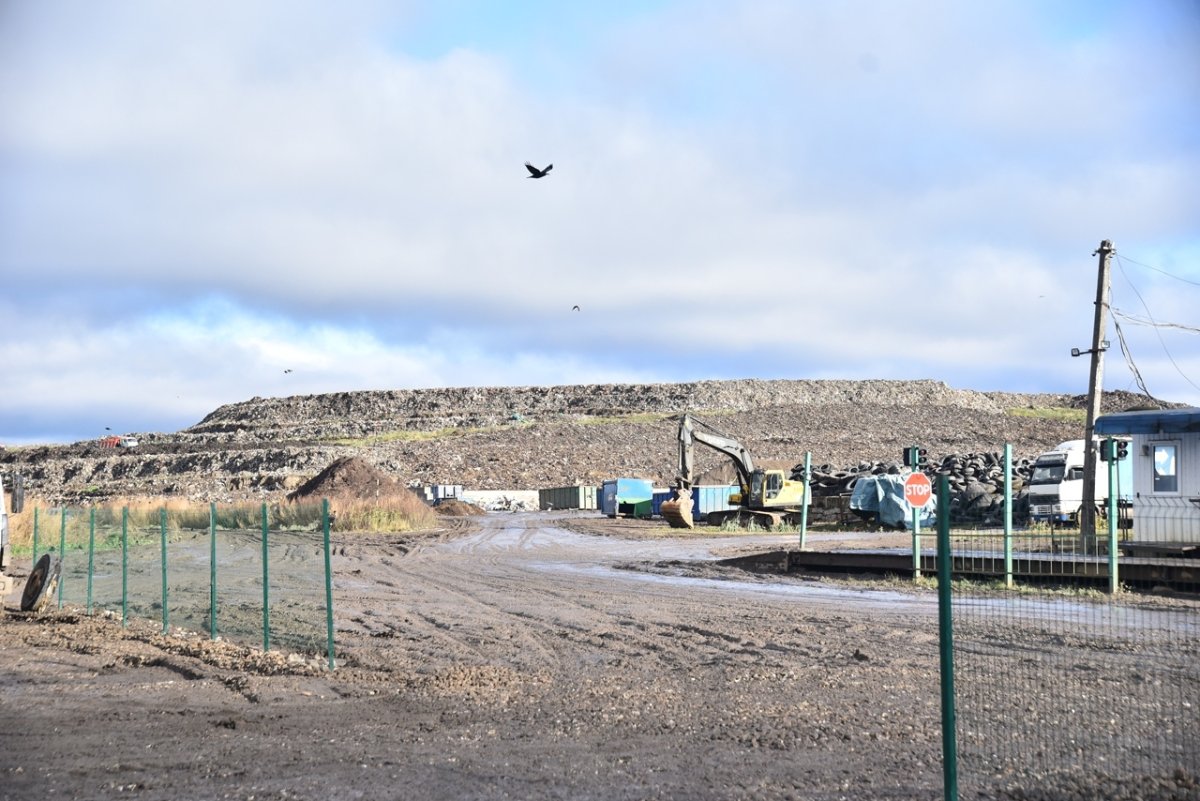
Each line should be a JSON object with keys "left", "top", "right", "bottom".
{"left": 651, "top": 489, "right": 675, "bottom": 517}
{"left": 601, "top": 478, "right": 654, "bottom": 517}
{"left": 538, "top": 485, "right": 598, "bottom": 511}
{"left": 690, "top": 485, "right": 739, "bottom": 521}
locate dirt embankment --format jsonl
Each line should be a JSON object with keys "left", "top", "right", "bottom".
{"left": 0, "top": 379, "right": 1164, "bottom": 504}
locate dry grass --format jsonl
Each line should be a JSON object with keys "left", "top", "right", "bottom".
{"left": 6, "top": 491, "right": 439, "bottom": 554}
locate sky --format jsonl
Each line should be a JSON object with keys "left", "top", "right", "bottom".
{"left": 1, "top": 0, "right": 1198, "bottom": 444}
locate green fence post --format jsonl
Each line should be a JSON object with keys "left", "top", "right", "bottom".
{"left": 799, "top": 452, "right": 811, "bottom": 550}
{"left": 160, "top": 508, "right": 168, "bottom": 634}
{"left": 1003, "top": 443, "right": 1013, "bottom": 588}
{"left": 323, "top": 498, "right": 336, "bottom": 670}
{"left": 1106, "top": 439, "right": 1119, "bottom": 594}
{"left": 210, "top": 502, "right": 218, "bottom": 641}
{"left": 86, "top": 507, "right": 96, "bottom": 614}
{"left": 936, "top": 473, "right": 959, "bottom": 800}
{"left": 261, "top": 502, "right": 270, "bottom": 652}
{"left": 121, "top": 507, "right": 129, "bottom": 628}
{"left": 57, "top": 508, "right": 67, "bottom": 608}
{"left": 32, "top": 507, "right": 39, "bottom": 565}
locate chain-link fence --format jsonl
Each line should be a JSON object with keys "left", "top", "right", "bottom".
{"left": 28, "top": 502, "right": 336, "bottom": 666}
{"left": 935, "top": 475, "right": 1199, "bottom": 800}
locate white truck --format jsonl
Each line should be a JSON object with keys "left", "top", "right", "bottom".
{"left": 0, "top": 474, "right": 10, "bottom": 598}
{"left": 1027, "top": 439, "right": 1132, "bottom": 525}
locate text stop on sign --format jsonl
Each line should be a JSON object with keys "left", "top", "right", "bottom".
{"left": 904, "top": 472, "right": 933, "bottom": 507}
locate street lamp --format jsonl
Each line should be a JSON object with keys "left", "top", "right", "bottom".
{"left": 1071, "top": 340, "right": 1109, "bottom": 358}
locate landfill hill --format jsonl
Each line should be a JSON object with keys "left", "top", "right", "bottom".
{"left": 0, "top": 378, "right": 1166, "bottom": 504}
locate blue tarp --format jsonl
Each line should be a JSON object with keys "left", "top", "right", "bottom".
{"left": 849, "top": 474, "right": 937, "bottom": 529}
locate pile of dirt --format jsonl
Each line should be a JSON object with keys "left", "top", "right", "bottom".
{"left": 433, "top": 499, "right": 485, "bottom": 516}
{"left": 287, "top": 456, "right": 406, "bottom": 501}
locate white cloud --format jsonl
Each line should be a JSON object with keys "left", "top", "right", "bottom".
{"left": 1, "top": 1, "right": 1197, "bottom": 441}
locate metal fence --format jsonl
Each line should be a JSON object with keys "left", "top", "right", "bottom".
{"left": 935, "top": 476, "right": 1199, "bottom": 800}
{"left": 28, "top": 501, "right": 337, "bottom": 668}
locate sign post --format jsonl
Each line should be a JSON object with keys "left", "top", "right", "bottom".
{"left": 905, "top": 471, "right": 933, "bottom": 578}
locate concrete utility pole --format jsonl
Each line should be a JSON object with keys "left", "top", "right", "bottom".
{"left": 1080, "top": 239, "right": 1114, "bottom": 538}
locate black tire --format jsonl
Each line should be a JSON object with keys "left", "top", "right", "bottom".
{"left": 21, "top": 553, "right": 61, "bottom": 613}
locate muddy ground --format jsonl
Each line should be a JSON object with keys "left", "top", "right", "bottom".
{"left": 2, "top": 513, "right": 1197, "bottom": 801}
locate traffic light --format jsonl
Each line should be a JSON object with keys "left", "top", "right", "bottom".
{"left": 916, "top": 448, "right": 929, "bottom": 468}
{"left": 903, "top": 446, "right": 927, "bottom": 468}
{"left": 903, "top": 446, "right": 915, "bottom": 467}
{"left": 1101, "top": 438, "right": 1130, "bottom": 461}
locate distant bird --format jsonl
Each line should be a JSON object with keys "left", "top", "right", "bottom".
{"left": 572, "top": 305, "right": 580, "bottom": 312}
{"left": 525, "top": 162, "right": 553, "bottom": 179}
{"left": 105, "top": 426, "right": 111, "bottom": 431}
{"left": 284, "top": 369, "right": 293, "bottom": 374}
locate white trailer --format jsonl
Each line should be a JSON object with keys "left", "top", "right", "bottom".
{"left": 1095, "top": 408, "right": 1200, "bottom": 544}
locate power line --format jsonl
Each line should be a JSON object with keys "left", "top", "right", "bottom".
{"left": 1112, "top": 319, "right": 1157, "bottom": 401}
{"left": 1114, "top": 256, "right": 1200, "bottom": 395}
{"left": 1115, "top": 253, "right": 1200, "bottom": 288}
{"left": 1112, "top": 308, "right": 1200, "bottom": 335}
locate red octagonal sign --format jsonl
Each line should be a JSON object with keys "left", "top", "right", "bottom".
{"left": 904, "top": 472, "right": 933, "bottom": 508}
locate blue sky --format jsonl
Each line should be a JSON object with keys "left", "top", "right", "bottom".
{"left": 1, "top": 0, "right": 1198, "bottom": 444}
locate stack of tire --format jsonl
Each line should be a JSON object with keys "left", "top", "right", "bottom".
{"left": 792, "top": 452, "right": 1037, "bottom": 526}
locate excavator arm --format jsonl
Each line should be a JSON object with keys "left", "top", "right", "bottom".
{"left": 662, "top": 414, "right": 755, "bottom": 529}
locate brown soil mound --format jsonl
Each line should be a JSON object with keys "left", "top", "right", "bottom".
{"left": 433, "top": 499, "right": 485, "bottom": 516}
{"left": 288, "top": 456, "right": 405, "bottom": 501}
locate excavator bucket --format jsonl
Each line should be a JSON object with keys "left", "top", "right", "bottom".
{"left": 660, "top": 490, "right": 695, "bottom": 529}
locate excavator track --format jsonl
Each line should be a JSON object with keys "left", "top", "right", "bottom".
{"left": 660, "top": 491, "right": 694, "bottom": 529}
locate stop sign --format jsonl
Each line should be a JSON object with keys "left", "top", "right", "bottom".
{"left": 904, "top": 472, "right": 933, "bottom": 508}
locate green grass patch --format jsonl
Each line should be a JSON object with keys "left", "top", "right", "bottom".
{"left": 1006, "top": 406, "right": 1086, "bottom": 423}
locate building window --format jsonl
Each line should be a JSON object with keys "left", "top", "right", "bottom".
{"left": 1152, "top": 443, "right": 1178, "bottom": 494}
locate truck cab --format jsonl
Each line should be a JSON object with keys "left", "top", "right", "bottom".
{"left": 1028, "top": 439, "right": 1132, "bottom": 525}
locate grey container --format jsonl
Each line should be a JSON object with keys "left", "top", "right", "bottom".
{"left": 538, "top": 485, "right": 599, "bottom": 511}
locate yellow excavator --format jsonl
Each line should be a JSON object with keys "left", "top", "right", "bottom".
{"left": 659, "top": 414, "right": 807, "bottom": 529}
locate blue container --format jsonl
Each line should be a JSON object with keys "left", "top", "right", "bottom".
{"left": 690, "top": 485, "right": 738, "bottom": 521}
{"left": 651, "top": 489, "right": 675, "bottom": 517}
{"left": 601, "top": 478, "right": 654, "bottom": 517}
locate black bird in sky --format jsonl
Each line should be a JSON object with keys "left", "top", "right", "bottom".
{"left": 525, "top": 162, "right": 553, "bottom": 179}
{"left": 283, "top": 369, "right": 292, "bottom": 374}
{"left": 572, "top": 305, "right": 580, "bottom": 312}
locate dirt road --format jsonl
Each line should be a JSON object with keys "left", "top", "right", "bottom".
{"left": 1, "top": 513, "right": 951, "bottom": 800}
{"left": 5, "top": 513, "right": 1191, "bottom": 801}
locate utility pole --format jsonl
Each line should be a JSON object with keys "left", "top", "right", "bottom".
{"left": 1079, "top": 239, "right": 1114, "bottom": 538}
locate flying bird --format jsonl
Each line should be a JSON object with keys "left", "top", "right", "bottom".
{"left": 283, "top": 369, "right": 293, "bottom": 374}
{"left": 525, "top": 162, "right": 553, "bottom": 179}
{"left": 572, "top": 305, "right": 580, "bottom": 312}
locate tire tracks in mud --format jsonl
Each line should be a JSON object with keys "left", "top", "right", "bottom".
{"left": 331, "top": 513, "right": 937, "bottom": 679}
